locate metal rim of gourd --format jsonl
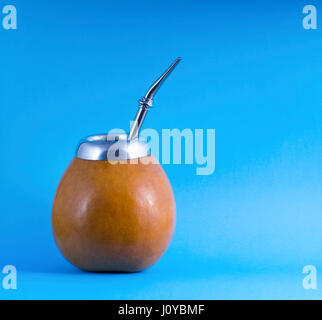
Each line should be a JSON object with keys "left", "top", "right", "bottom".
{"left": 76, "top": 133, "right": 150, "bottom": 161}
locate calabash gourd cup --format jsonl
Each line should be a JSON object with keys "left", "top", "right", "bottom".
{"left": 52, "top": 58, "right": 181, "bottom": 272}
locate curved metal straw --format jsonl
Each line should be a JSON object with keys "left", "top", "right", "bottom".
{"left": 128, "top": 57, "right": 181, "bottom": 140}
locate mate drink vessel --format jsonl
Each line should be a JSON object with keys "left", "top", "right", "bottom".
{"left": 52, "top": 58, "right": 181, "bottom": 272}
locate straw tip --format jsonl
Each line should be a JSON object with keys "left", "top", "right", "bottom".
{"left": 172, "top": 57, "right": 182, "bottom": 67}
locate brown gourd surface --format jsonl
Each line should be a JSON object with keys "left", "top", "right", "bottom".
{"left": 52, "top": 155, "right": 176, "bottom": 272}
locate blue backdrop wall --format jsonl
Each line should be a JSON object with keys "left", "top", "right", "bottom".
{"left": 0, "top": 0, "right": 321, "bottom": 299}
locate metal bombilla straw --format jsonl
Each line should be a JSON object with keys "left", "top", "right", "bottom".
{"left": 128, "top": 57, "right": 181, "bottom": 141}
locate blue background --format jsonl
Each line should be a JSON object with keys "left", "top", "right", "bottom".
{"left": 0, "top": 0, "right": 321, "bottom": 299}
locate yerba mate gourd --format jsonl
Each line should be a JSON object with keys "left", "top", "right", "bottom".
{"left": 52, "top": 58, "right": 181, "bottom": 272}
